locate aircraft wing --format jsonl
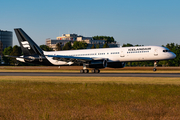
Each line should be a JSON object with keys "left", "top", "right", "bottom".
{"left": 46, "top": 55, "right": 107, "bottom": 63}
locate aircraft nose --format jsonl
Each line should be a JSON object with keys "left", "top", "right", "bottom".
{"left": 173, "top": 53, "right": 176, "bottom": 58}
{"left": 170, "top": 52, "right": 176, "bottom": 59}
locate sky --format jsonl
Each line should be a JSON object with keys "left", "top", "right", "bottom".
{"left": 0, "top": 0, "right": 180, "bottom": 46}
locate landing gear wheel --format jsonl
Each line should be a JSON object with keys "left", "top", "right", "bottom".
{"left": 84, "top": 69, "right": 89, "bottom": 73}
{"left": 92, "top": 69, "right": 100, "bottom": 73}
{"left": 96, "top": 69, "right": 100, "bottom": 73}
{"left": 80, "top": 69, "right": 89, "bottom": 73}
{"left": 91, "top": 69, "right": 95, "bottom": 73}
{"left": 80, "top": 69, "right": 84, "bottom": 73}
{"left": 153, "top": 68, "right": 157, "bottom": 71}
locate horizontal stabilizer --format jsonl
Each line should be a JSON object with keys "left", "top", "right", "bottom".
{"left": 5, "top": 55, "right": 42, "bottom": 60}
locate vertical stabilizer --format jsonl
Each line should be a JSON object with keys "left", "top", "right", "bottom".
{"left": 14, "top": 28, "right": 43, "bottom": 56}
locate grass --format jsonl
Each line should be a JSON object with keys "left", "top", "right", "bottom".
{"left": 1, "top": 77, "right": 180, "bottom": 119}
{"left": 1, "top": 76, "right": 180, "bottom": 85}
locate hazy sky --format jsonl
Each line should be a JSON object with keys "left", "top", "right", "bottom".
{"left": 1, "top": 0, "right": 180, "bottom": 46}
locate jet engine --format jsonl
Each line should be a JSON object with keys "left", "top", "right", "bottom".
{"left": 107, "top": 62, "right": 126, "bottom": 68}
{"left": 86, "top": 60, "right": 107, "bottom": 68}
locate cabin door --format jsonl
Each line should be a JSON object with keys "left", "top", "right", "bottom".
{"left": 120, "top": 51, "right": 125, "bottom": 57}
{"left": 154, "top": 49, "right": 158, "bottom": 56}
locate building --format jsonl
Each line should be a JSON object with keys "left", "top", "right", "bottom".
{"left": 46, "top": 33, "right": 118, "bottom": 50}
{"left": 46, "top": 39, "right": 72, "bottom": 50}
{"left": 56, "top": 34, "right": 79, "bottom": 40}
{"left": 0, "top": 30, "right": 13, "bottom": 59}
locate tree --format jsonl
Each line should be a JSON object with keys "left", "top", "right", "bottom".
{"left": 2, "top": 46, "right": 13, "bottom": 64}
{"left": 103, "top": 43, "right": 109, "bottom": 48}
{"left": 122, "top": 43, "right": 133, "bottom": 47}
{"left": 72, "top": 41, "right": 87, "bottom": 50}
{"left": 9, "top": 45, "right": 22, "bottom": 65}
{"left": 40, "top": 45, "right": 53, "bottom": 51}
{"left": 135, "top": 44, "right": 144, "bottom": 46}
{"left": 91, "top": 44, "right": 96, "bottom": 49}
{"left": 96, "top": 44, "right": 100, "bottom": 48}
{"left": 165, "top": 43, "right": 180, "bottom": 66}
{"left": 62, "top": 42, "right": 72, "bottom": 50}
{"left": 55, "top": 43, "right": 62, "bottom": 51}
{"left": 93, "top": 36, "right": 115, "bottom": 43}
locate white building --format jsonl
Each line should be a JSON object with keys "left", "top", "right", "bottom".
{"left": 46, "top": 33, "right": 118, "bottom": 50}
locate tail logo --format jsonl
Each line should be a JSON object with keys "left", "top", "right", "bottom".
{"left": 21, "top": 41, "right": 31, "bottom": 49}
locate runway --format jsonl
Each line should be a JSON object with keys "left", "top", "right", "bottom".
{"left": 0, "top": 72, "right": 180, "bottom": 77}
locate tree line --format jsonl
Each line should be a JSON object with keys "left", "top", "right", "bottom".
{"left": 55, "top": 41, "right": 109, "bottom": 51}
{"left": 92, "top": 36, "right": 115, "bottom": 43}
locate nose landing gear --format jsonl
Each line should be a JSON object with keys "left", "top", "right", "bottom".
{"left": 153, "top": 61, "right": 158, "bottom": 71}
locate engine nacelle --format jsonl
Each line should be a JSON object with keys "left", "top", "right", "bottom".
{"left": 107, "top": 62, "right": 126, "bottom": 68}
{"left": 86, "top": 60, "right": 107, "bottom": 68}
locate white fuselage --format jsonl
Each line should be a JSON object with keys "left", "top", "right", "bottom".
{"left": 43, "top": 46, "right": 176, "bottom": 65}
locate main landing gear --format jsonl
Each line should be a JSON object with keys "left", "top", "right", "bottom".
{"left": 80, "top": 69, "right": 100, "bottom": 73}
{"left": 80, "top": 69, "right": 89, "bottom": 73}
{"left": 91, "top": 69, "right": 100, "bottom": 73}
{"left": 153, "top": 61, "right": 158, "bottom": 71}
{"left": 80, "top": 63, "right": 100, "bottom": 73}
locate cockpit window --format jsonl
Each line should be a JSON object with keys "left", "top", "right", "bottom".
{"left": 163, "top": 50, "right": 171, "bottom": 52}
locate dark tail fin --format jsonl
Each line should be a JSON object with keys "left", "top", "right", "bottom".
{"left": 14, "top": 28, "right": 43, "bottom": 56}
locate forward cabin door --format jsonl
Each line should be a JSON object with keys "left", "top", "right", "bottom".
{"left": 154, "top": 49, "right": 158, "bottom": 56}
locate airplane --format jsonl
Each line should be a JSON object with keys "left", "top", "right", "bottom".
{"left": 7, "top": 28, "right": 176, "bottom": 73}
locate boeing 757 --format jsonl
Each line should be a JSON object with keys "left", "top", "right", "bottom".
{"left": 8, "top": 28, "right": 176, "bottom": 73}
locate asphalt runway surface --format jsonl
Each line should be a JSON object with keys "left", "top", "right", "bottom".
{"left": 0, "top": 72, "right": 180, "bottom": 77}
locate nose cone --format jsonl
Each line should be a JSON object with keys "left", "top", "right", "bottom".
{"left": 173, "top": 53, "right": 176, "bottom": 58}
{"left": 170, "top": 52, "right": 176, "bottom": 59}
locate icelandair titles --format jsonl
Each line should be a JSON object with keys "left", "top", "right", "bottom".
{"left": 128, "top": 48, "right": 151, "bottom": 51}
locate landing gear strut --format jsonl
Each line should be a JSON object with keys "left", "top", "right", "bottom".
{"left": 80, "top": 63, "right": 89, "bottom": 73}
{"left": 80, "top": 63, "right": 100, "bottom": 73}
{"left": 153, "top": 61, "right": 158, "bottom": 71}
